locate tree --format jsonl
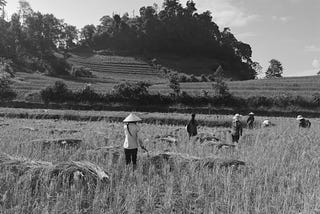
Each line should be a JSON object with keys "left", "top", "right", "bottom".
{"left": 80, "top": 24, "right": 96, "bottom": 47}
{"left": 265, "top": 59, "right": 283, "bottom": 78}
{"left": 212, "top": 78, "right": 230, "bottom": 97}
{"left": 60, "top": 24, "right": 78, "bottom": 50}
{"left": 168, "top": 74, "right": 181, "bottom": 96}
{"left": 251, "top": 61, "right": 263, "bottom": 77}
{"left": 0, "top": 0, "right": 6, "bottom": 18}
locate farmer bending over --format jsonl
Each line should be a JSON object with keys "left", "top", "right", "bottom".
{"left": 123, "top": 113, "right": 148, "bottom": 169}
{"left": 296, "top": 115, "right": 311, "bottom": 128}
{"left": 231, "top": 114, "right": 243, "bottom": 143}
{"left": 186, "top": 113, "right": 198, "bottom": 138}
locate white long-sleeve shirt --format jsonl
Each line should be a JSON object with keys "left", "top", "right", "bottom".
{"left": 123, "top": 123, "right": 141, "bottom": 149}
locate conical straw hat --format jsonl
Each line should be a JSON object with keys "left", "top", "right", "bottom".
{"left": 123, "top": 113, "right": 142, "bottom": 122}
{"left": 296, "top": 115, "right": 304, "bottom": 120}
{"left": 249, "top": 112, "right": 254, "bottom": 115}
{"left": 233, "top": 113, "right": 241, "bottom": 120}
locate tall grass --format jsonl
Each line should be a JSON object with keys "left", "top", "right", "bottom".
{"left": 0, "top": 117, "right": 319, "bottom": 213}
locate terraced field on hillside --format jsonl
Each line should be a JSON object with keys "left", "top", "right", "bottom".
{"left": 67, "top": 54, "right": 165, "bottom": 83}
{"left": 11, "top": 53, "right": 167, "bottom": 100}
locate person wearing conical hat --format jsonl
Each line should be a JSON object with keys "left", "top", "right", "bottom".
{"left": 296, "top": 115, "right": 311, "bottom": 128}
{"left": 123, "top": 113, "right": 147, "bottom": 169}
{"left": 247, "top": 112, "right": 255, "bottom": 129}
{"left": 231, "top": 114, "right": 242, "bottom": 143}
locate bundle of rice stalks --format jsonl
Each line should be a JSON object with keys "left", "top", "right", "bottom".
{"left": 0, "top": 123, "right": 9, "bottom": 127}
{"left": 140, "top": 152, "right": 245, "bottom": 174}
{"left": 196, "top": 133, "right": 220, "bottom": 144}
{"left": 0, "top": 152, "right": 109, "bottom": 210}
{"left": 21, "top": 126, "right": 39, "bottom": 131}
{"left": 203, "top": 142, "right": 236, "bottom": 150}
{"left": 49, "top": 128, "right": 80, "bottom": 135}
{"left": 154, "top": 135, "right": 178, "bottom": 146}
{"left": 30, "top": 138, "right": 82, "bottom": 150}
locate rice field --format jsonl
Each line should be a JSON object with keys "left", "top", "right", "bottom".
{"left": 1, "top": 113, "right": 320, "bottom": 213}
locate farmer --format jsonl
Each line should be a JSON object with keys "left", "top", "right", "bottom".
{"left": 123, "top": 113, "right": 147, "bottom": 169}
{"left": 186, "top": 113, "right": 198, "bottom": 138}
{"left": 247, "top": 112, "right": 255, "bottom": 129}
{"left": 231, "top": 114, "right": 243, "bottom": 143}
{"left": 296, "top": 115, "right": 311, "bottom": 128}
{"left": 262, "top": 120, "right": 271, "bottom": 127}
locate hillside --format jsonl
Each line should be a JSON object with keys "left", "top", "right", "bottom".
{"left": 10, "top": 53, "right": 320, "bottom": 102}
{"left": 11, "top": 53, "right": 167, "bottom": 100}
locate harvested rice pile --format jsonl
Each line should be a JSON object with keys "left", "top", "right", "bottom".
{"left": 30, "top": 138, "right": 83, "bottom": 150}
{"left": 140, "top": 152, "right": 245, "bottom": 174}
{"left": 0, "top": 152, "right": 109, "bottom": 211}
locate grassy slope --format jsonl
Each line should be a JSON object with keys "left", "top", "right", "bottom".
{"left": 10, "top": 52, "right": 320, "bottom": 101}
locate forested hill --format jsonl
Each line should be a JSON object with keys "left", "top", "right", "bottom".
{"left": 0, "top": 0, "right": 258, "bottom": 80}
{"left": 81, "top": 0, "right": 258, "bottom": 80}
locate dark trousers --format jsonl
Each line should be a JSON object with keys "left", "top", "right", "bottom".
{"left": 124, "top": 148, "right": 138, "bottom": 166}
{"left": 232, "top": 134, "right": 240, "bottom": 143}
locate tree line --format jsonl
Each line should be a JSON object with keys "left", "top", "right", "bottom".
{"left": 0, "top": 0, "right": 263, "bottom": 80}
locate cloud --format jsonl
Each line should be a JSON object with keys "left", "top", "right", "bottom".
{"left": 312, "top": 59, "right": 320, "bottom": 69}
{"left": 195, "top": 0, "right": 259, "bottom": 27}
{"left": 305, "top": 45, "right": 320, "bottom": 52}
{"left": 236, "top": 32, "right": 257, "bottom": 40}
{"left": 272, "top": 16, "right": 292, "bottom": 23}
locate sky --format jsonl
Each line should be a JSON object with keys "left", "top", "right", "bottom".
{"left": 4, "top": 0, "right": 320, "bottom": 77}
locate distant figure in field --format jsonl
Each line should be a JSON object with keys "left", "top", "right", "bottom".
{"left": 262, "top": 120, "right": 271, "bottom": 127}
{"left": 231, "top": 114, "right": 243, "bottom": 143}
{"left": 123, "top": 113, "right": 148, "bottom": 169}
{"left": 296, "top": 115, "right": 311, "bottom": 128}
{"left": 247, "top": 112, "right": 255, "bottom": 129}
{"left": 186, "top": 113, "right": 198, "bottom": 139}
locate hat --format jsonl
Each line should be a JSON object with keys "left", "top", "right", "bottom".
{"left": 262, "top": 120, "right": 270, "bottom": 125}
{"left": 123, "top": 113, "right": 142, "bottom": 123}
{"left": 249, "top": 112, "right": 254, "bottom": 115}
{"left": 296, "top": 115, "right": 304, "bottom": 120}
{"left": 233, "top": 113, "right": 241, "bottom": 120}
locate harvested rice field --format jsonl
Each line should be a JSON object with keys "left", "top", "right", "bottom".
{"left": 0, "top": 116, "right": 320, "bottom": 213}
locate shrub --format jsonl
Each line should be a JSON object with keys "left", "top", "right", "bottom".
{"left": 0, "top": 58, "right": 15, "bottom": 78}
{"left": 200, "top": 74, "right": 208, "bottom": 82}
{"left": 190, "top": 74, "right": 199, "bottom": 82}
{"left": 45, "top": 55, "right": 71, "bottom": 76}
{"left": 112, "top": 81, "right": 151, "bottom": 99}
{"left": 168, "top": 75, "right": 181, "bottom": 96}
{"left": 0, "top": 75, "right": 17, "bottom": 101}
{"left": 40, "top": 81, "right": 73, "bottom": 104}
{"left": 75, "top": 84, "right": 102, "bottom": 104}
{"left": 212, "top": 78, "right": 230, "bottom": 97}
{"left": 207, "top": 74, "right": 215, "bottom": 81}
{"left": 312, "top": 92, "right": 320, "bottom": 106}
{"left": 246, "top": 96, "right": 272, "bottom": 108}
{"left": 70, "top": 66, "right": 93, "bottom": 77}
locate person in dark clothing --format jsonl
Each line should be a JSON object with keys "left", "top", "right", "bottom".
{"left": 186, "top": 113, "right": 198, "bottom": 138}
{"left": 247, "top": 112, "right": 255, "bottom": 129}
{"left": 296, "top": 115, "right": 311, "bottom": 128}
{"left": 231, "top": 114, "right": 243, "bottom": 143}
